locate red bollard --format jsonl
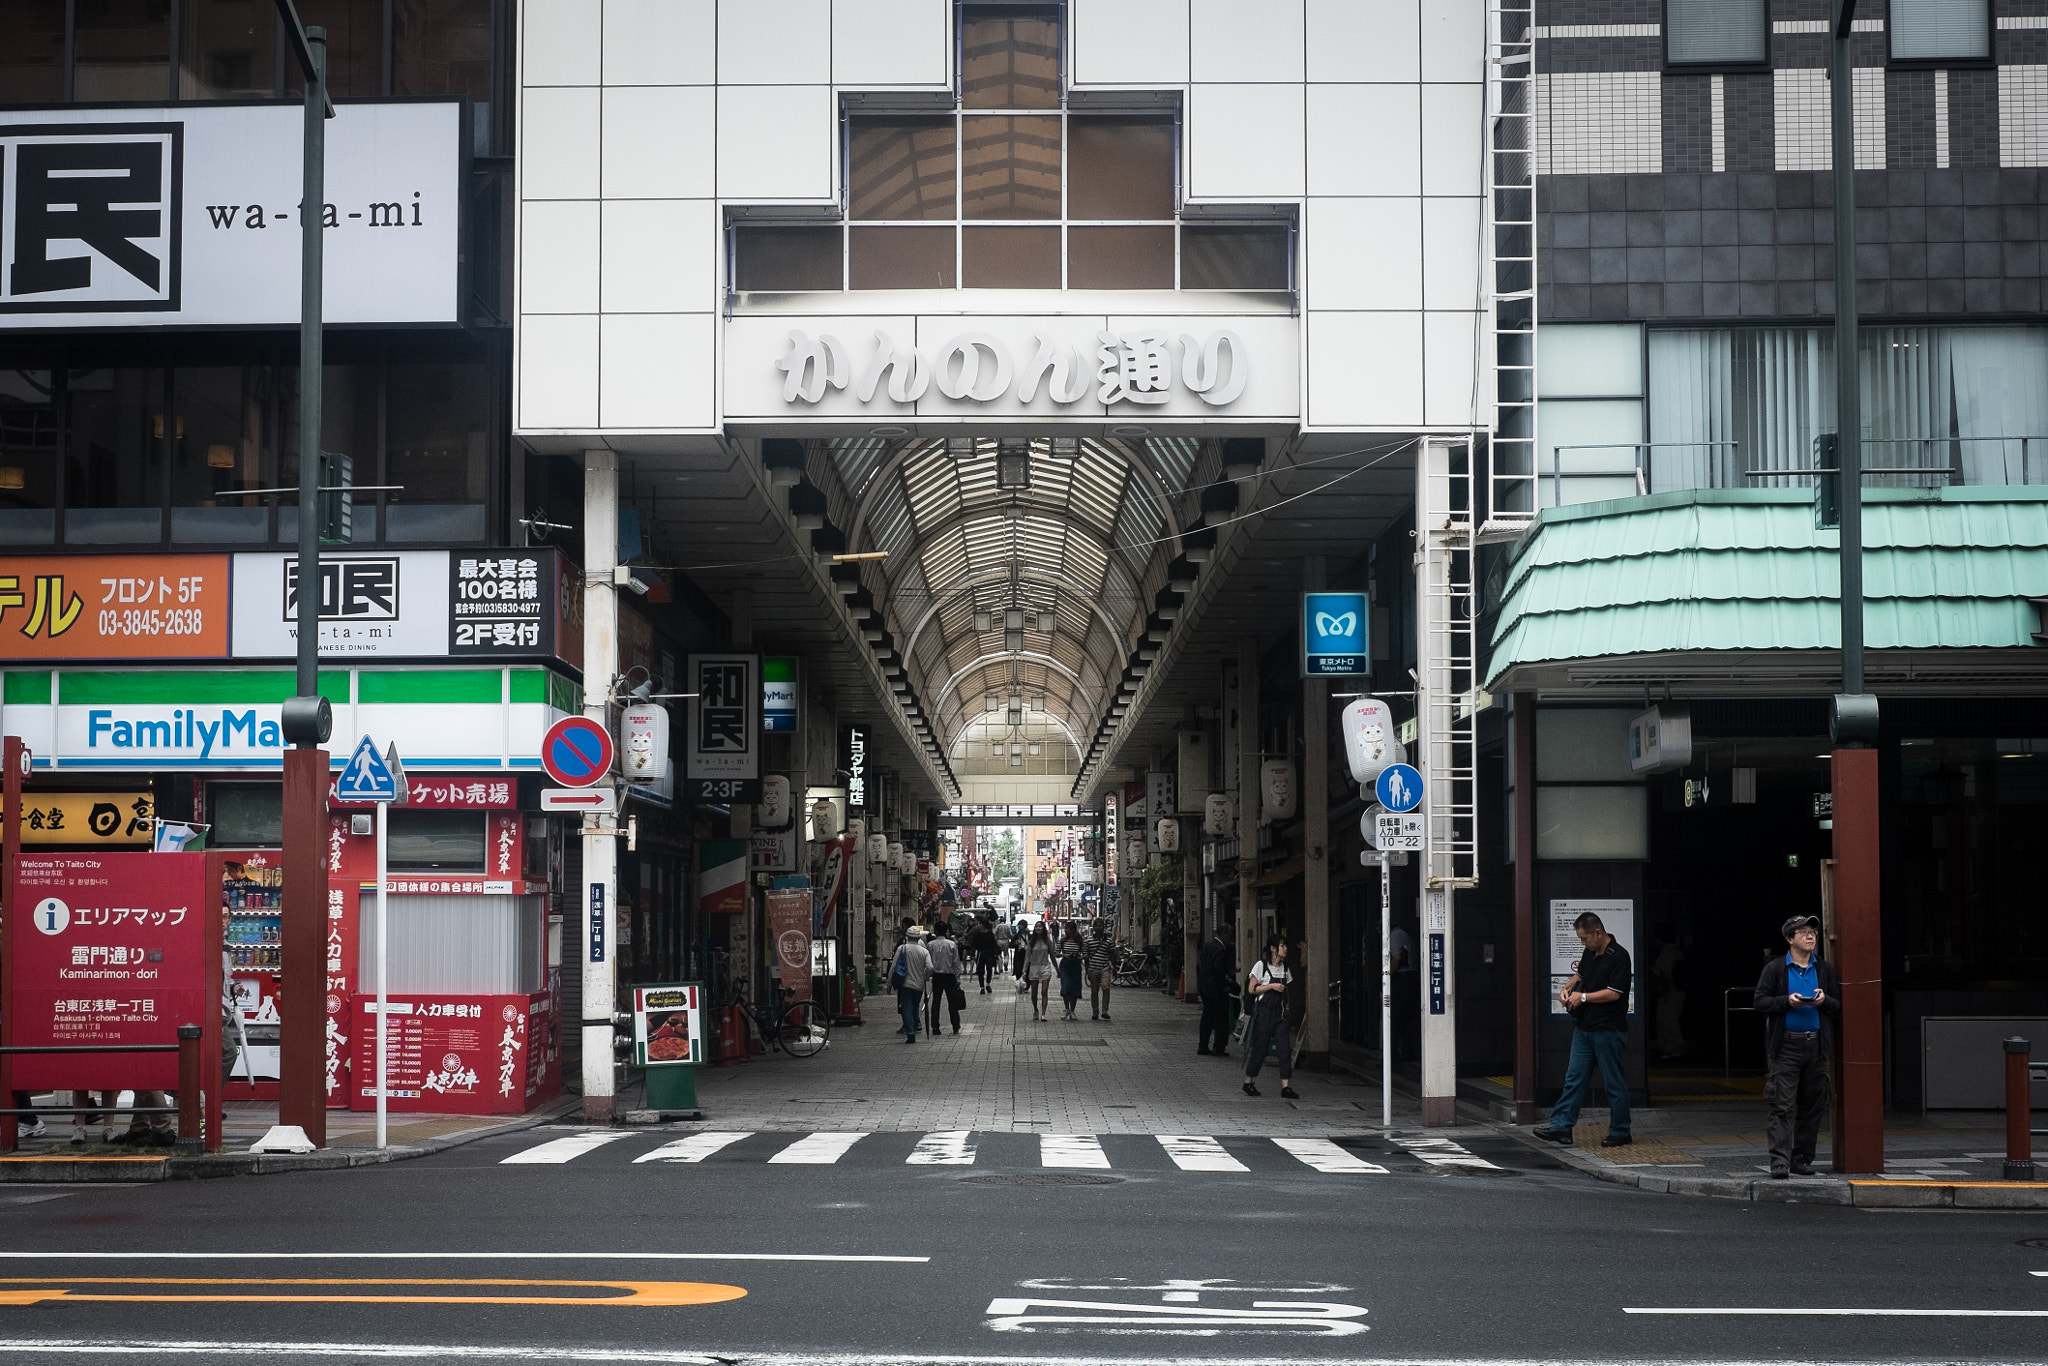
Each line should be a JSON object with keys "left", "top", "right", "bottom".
{"left": 2005, "top": 1036, "right": 2034, "bottom": 1182}
{"left": 177, "top": 1024, "right": 202, "bottom": 1151}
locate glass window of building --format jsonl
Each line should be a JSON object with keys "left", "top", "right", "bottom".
{"left": 73, "top": 0, "right": 174, "bottom": 101}
{"left": 169, "top": 366, "right": 273, "bottom": 543}
{"left": 1665, "top": 0, "right": 1768, "bottom": 66}
{"left": 64, "top": 366, "right": 166, "bottom": 545}
{"left": 288, "top": 0, "right": 387, "bottom": 97}
{"left": 0, "top": 0, "right": 66, "bottom": 102}
{"left": 281, "top": 363, "right": 382, "bottom": 545}
{"left": 733, "top": 1, "right": 1288, "bottom": 294}
{"left": 387, "top": 810, "right": 487, "bottom": 870}
{"left": 386, "top": 360, "right": 489, "bottom": 543}
{"left": 394, "top": 0, "right": 492, "bottom": 97}
{"left": 1889, "top": 0, "right": 1990, "bottom": 61}
{"left": 211, "top": 783, "right": 283, "bottom": 846}
{"left": 179, "top": 0, "right": 278, "bottom": 99}
{"left": 0, "top": 370, "right": 59, "bottom": 546}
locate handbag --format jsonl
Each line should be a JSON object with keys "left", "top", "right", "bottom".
{"left": 888, "top": 946, "right": 908, "bottom": 992}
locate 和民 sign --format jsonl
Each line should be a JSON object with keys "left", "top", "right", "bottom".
{"left": 685, "top": 654, "right": 760, "bottom": 802}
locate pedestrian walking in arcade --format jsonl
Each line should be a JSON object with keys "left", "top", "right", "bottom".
{"left": 926, "top": 926, "right": 966, "bottom": 1035}
{"left": 1533, "top": 909, "right": 1635, "bottom": 1147}
{"left": 892, "top": 928, "right": 933, "bottom": 1044}
{"left": 1023, "top": 922, "right": 1055, "bottom": 1021}
{"left": 1011, "top": 920, "right": 1029, "bottom": 991}
{"left": 1197, "top": 921, "right": 1234, "bottom": 1056}
{"left": 1241, "top": 936, "right": 1299, "bottom": 1098}
{"left": 1754, "top": 915, "right": 1841, "bottom": 1178}
{"left": 1084, "top": 919, "right": 1115, "bottom": 1021}
{"left": 969, "top": 917, "right": 999, "bottom": 994}
{"left": 1057, "top": 922, "right": 1085, "bottom": 1020}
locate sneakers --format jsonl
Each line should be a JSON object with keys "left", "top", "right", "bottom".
{"left": 1599, "top": 1134, "right": 1632, "bottom": 1148}
{"left": 16, "top": 1118, "right": 46, "bottom": 1139}
{"left": 1281, "top": 1086, "right": 1301, "bottom": 1100}
{"left": 1242, "top": 1082, "right": 1260, "bottom": 1097}
{"left": 1769, "top": 1165, "right": 1790, "bottom": 1180}
{"left": 1789, "top": 1157, "right": 1818, "bottom": 1176}
{"left": 1531, "top": 1126, "right": 1572, "bottom": 1144}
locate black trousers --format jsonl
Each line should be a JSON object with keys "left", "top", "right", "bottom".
{"left": 1766, "top": 1030, "right": 1831, "bottom": 1169}
{"left": 1198, "top": 995, "right": 1230, "bottom": 1054}
{"left": 929, "top": 973, "right": 963, "bottom": 1031}
{"left": 1245, "top": 1004, "right": 1292, "bottom": 1080}
{"left": 976, "top": 956, "right": 994, "bottom": 991}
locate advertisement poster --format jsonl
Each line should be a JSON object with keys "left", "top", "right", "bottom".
{"left": 5, "top": 791, "right": 155, "bottom": 845}
{"left": 0, "top": 554, "right": 230, "bottom": 660}
{"left": 349, "top": 991, "right": 557, "bottom": 1115}
{"left": 7, "top": 851, "right": 211, "bottom": 1089}
{"left": 1548, "top": 898, "right": 1638, "bottom": 1020}
{"left": 632, "top": 983, "right": 702, "bottom": 1066}
{"left": 767, "top": 888, "right": 812, "bottom": 997}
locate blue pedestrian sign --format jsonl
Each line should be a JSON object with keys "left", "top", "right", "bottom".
{"left": 1302, "top": 591, "right": 1369, "bottom": 676}
{"left": 336, "top": 735, "right": 400, "bottom": 803}
{"left": 1375, "top": 762, "right": 1424, "bottom": 814}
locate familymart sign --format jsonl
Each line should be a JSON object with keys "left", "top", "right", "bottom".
{"left": 2, "top": 668, "right": 574, "bottom": 771}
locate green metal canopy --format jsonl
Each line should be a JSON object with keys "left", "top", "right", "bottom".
{"left": 1488, "top": 488, "right": 2048, "bottom": 697}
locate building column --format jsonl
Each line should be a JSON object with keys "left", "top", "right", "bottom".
{"left": 1512, "top": 693, "right": 1537, "bottom": 1126}
{"left": 1833, "top": 746, "right": 1884, "bottom": 1171}
{"left": 1237, "top": 638, "right": 1258, "bottom": 995}
{"left": 580, "top": 449, "right": 619, "bottom": 1123}
{"left": 1417, "top": 439, "right": 1459, "bottom": 1126}
{"left": 1302, "top": 556, "right": 1331, "bottom": 1064}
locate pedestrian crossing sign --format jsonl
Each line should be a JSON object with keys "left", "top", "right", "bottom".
{"left": 336, "top": 735, "right": 400, "bottom": 803}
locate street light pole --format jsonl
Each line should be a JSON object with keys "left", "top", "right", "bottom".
{"left": 1828, "top": 0, "right": 1884, "bottom": 1176}
{"left": 275, "top": 0, "right": 336, "bottom": 1148}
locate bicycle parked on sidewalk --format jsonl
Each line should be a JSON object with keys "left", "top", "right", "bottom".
{"left": 720, "top": 983, "right": 831, "bottom": 1058}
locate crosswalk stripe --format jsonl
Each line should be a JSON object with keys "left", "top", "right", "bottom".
{"left": 907, "top": 1131, "right": 976, "bottom": 1165}
{"left": 1272, "top": 1137, "right": 1388, "bottom": 1173}
{"left": 633, "top": 1131, "right": 754, "bottom": 1164}
{"left": 768, "top": 1132, "right": 869, "bottom": 1164}
{"left": 1040, "top": 1133, "right": 1110, "bottom": 1169}
{"left": 1392, "top": 1134, "right": 1499, "bottom": 1169}
{"left": 1157, "top": 1135, "right": 1248, "bottom": 1172}
{"left": 500, "top": 1131, "right": 633, "bottom": 1165}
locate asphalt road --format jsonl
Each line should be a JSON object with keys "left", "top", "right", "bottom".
{"left": 0, "top": 1125, "right": 2043, "bottom": 1364}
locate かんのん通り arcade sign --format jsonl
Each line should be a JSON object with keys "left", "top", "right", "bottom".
{"left": 7, "top": 852, "right": 212, "bottom": 1090}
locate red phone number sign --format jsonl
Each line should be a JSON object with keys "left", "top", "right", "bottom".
{"left": 8, "top": 853, "right": 209, "bottom": 1090}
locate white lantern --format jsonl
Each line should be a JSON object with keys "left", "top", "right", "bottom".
{"left": 759, "top": 774, "right": 792, "bottom": 828}
{"left": 1341, "top": 697, "right": 1404, "bottom": 786}
{"left": 1156, "top": 817, "right": 1180, "bottom": 852}
{"left": 888, "top": 840, "right": 904, "bottom": 870}
{"left": 620, "top": 704, "right": 668, "bottom": 784}
{"left": 847, "top": 816, "right": 865, "bottom": 842}
{"left": 1202, "top": 792, "right": 1233, "bottom": 836}
{"left": 867, "top": 832, "right": 888, "bottom": 863}
{"left": 1261, "top": 758, "right": 1297, "bottom": 821}
{"left": 810, "top": 798, "right": 840, "bottom": 839}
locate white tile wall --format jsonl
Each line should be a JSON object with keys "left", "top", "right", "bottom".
{"left": 2000, "top": 65, "right": 2048, "bottom": 167}
{"left": 519, "top": 315, "right": 602, "bottom": 428}
{"left": 1773, "top": 67, "right": 1885, "bottom": 170}
{"left": 1069, "top": 0, "right": 1190, "bottom": 86}
{"left": 1420, "top": 82, "right": 1484, "bottom": 196}
{"left": 521, "top": 201, "right": 602, "bottom": 312}
{"left": 833, "top": 0, "right": 950, "bottom": 87}
{"left": 1306, "top": 85, "right": 1420, "bottom": 197}
{"left": 602, "top": 0, "right": 715, "bottom": 85}
{"left": 601, "top": 87, "right": 716, "bottom": 197}
{"left": 1188, "top": 83, "right": 1306, "bottom": 199}
{"left": 1305, "top": 0, "right": 1416, "bottom": 82}
{"left": 1304, "top": 199, "right": 1420, "bottom": 310}
{"left": 521, "top": 86, "right": 603, "bottom": 198}
{"left": 1420, "top": 0, "right": 1485, "bottom": 84}
{"left": 716, "top": 85, "right": 835, "bottom": 201}
{"left": 719, "top": 0, "right": 830, "bottom": 83}
{"left": 1307, "top": 312, "right": 1423, "bottom": 428}
{"left": 601, "top": 200, "right": 718, "bottom": 311}
{"left": 525, "top": 0, "right": 603, "bottom": 86}
{"left": 1533, "top": 72, "right": 1662, "bottom": 176}
{"left": 1424, "top": 311, "right": 1486, "bottom": 428}
{"left": 602, "top": 315, "right": 717, "bottom": 427}
{"left": 1422, "top": 197, "right": 1484, "bottom": 311}
{"left": 1190, "top": 0, "right": 1303, "bottom": 82}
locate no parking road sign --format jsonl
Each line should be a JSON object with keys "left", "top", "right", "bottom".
{"left": 543, "top": 716, "right": 615, "bottom": 788}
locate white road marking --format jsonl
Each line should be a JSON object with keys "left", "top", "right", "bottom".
{"left": 633, "top": 1132, "right": 754, "bottom": 1164}
{"left": 499, "top": 1131, "right": 633, "bottom": 1164}
{"left": 0, "top": 1251, "right": 927, "bottom": 1263}
{"left": 1625, "top": 1307, "right": 2048, "bottom": 1316}
{"left": 907, "top": 1130, "right": 976, "bottom": 1165}
{"left": 1156, "top": 1135, "right": 1247, "bottom": 1172}
{"left": 769, "top": 1132, "right": 868, "bottom": 1164}
{"left": 0, "top": 1345, "right": 722, "bottom": 1362}
{"left": 1391, "top": 1134, "right": 1499, "bottom": 1169}
{"left": 985, "top": 1295, "right": 1368, "bottom": 1335}
{"left": 1272, "top": 1138, "right": 1388, "bottom": 1173}
{"left": 1039, "top": 1133, "right": 1110, "bottom": 1168}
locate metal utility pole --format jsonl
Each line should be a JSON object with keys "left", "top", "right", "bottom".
{"left": 581, "top": 450, "right": 621, "bottom": 1122}
{"left": 274, "top": 0, "right": 336, "bottom": 1149}
{"left": 1827, "top": 0, "right": 1884, "bottom": 1175}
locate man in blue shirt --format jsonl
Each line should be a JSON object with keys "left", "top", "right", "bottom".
{"left": 1754, "top": 914, "right": 1842, "bottom": 1178}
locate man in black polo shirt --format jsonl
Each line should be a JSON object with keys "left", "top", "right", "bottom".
{"left": 1533, "top": 910, "right": 1634, "bottom": 1148}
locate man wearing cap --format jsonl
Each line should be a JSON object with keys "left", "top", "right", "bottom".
{"left": 1755, "top": 915, "right": 1841, "bottom": 1178}
{"left": 891, "top": 927, "right": 933, "bottom": 1045}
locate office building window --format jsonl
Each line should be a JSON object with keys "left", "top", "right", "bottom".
{"left": 73, "top": 0, "right": 174, "bottom": 101}
{"left": 0, "top": 0, "right": 66, "bottom": 101}
{"left": 179, "top": 0, "right": 278, "bottom": 99}
{"left": 1665, "top": 0, "right": 1768, "bottom": 66}
{"left": 0, "top": 371, "right": 59, "bottom": 546}
{"left": 1889, "top": 0, "right": 1990, "bottom": 61}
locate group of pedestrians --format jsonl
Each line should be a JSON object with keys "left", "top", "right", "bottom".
{"left": 889, "top": 914, "right": 1121, "bottom": 1038}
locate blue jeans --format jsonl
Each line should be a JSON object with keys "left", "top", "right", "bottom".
{"left": 897, "top": 987, "right": 923, "bottom": 1038}
{"left": 1549, "top": 1027, "right": 1629, "bottom": 1137}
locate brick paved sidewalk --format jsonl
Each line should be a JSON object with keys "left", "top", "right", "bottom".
{"left": 679, "top": 975, "right": 1431, "bottom": 1135}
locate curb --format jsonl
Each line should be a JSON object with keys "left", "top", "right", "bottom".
{"left": 1482, "top": 1118, "right": 1853, "bottom": 1204}
{"left": 1848, "top": 1179, "right": 2048, "bottom": 1209}
{"left": 0, "top": 1096, "right": 581, "bottom": 1184}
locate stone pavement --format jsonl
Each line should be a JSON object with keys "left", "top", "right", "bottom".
{"left": 680, "top": 974, "right": 1432, "bottom": 1135}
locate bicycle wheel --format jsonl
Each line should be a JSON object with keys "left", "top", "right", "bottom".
{"left": 777, "top": 999, "right": 830, "bottom": 1057}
